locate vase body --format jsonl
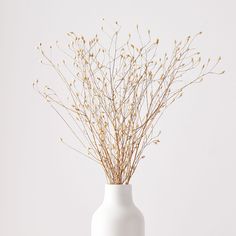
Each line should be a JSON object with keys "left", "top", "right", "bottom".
{"left": 91, "top": 184, "right": 145, "bottom": 236}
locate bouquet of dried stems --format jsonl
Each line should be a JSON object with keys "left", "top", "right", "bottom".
{"left": 35, "top": 23, "right": 224, "bottom": 184}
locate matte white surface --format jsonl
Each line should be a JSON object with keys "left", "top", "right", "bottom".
{"left": 0, "top": 0, "right": 236, "bottom": 236}
{"left": 91, "top": 185, "right": 144, "bottom": 236}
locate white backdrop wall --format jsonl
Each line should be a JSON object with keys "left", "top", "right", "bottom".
{"left": 0, "top": 0, "right": 235, "bottom": 235}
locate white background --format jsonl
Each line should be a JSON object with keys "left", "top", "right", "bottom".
{"left": 0, "top": 0, "right": 236, "bottom": 235}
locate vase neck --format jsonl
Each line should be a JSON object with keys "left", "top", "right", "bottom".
{"left": 103, "top": 184, "right": 133, "bottom": 205}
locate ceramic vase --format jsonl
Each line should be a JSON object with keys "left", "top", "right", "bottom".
{"left": 91, "top": 184, "right": 145, "bottom": 236}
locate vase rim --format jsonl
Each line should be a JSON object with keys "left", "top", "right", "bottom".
{"left": 105, "top": 184, "right": 132, "bottom": 189}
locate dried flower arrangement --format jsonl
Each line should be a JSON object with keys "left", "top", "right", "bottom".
{"left": 34, "top": 22, "right": 224, "bottom": 184}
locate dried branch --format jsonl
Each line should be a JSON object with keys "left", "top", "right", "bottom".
{"left": 35, "top": 24, "right": 224, "bottom": 184}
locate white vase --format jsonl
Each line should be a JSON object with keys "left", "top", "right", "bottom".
{"left": 91, "top": 184, "right": 145, "bottom": 236}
